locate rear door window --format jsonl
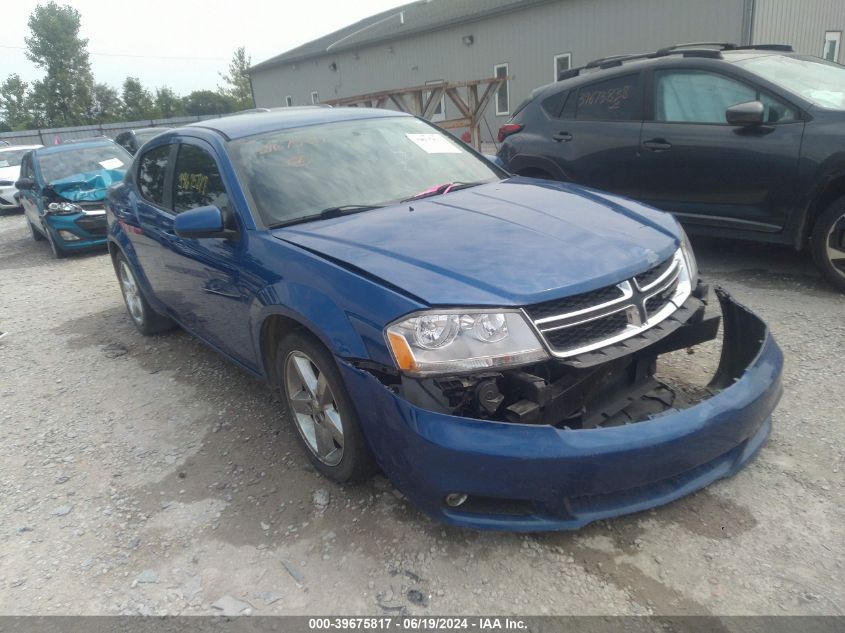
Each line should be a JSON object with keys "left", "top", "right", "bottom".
{"left": 173, "top": 144, "right": 229, "bottom": 214}
{"left": 137, "top": 144, "right": 171, "bottom": 207}
{"left": 575, "top": 74, "right": 642, "bottom": 121}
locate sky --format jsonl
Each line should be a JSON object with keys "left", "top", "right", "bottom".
{"left": 0, "top": 0, "right": 407, "bottom": 95}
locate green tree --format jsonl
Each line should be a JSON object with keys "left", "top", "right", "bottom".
{"left": 154, "top": 86, "right": 183, "bottom": 119}
{"left": 0, "top": 74, "right": 33, "bottom": 130}
{"left": 90, "top": 82, "right": 122, "bottom": 123}
{"left": 24, "top": 2, "right": 94, "bottom": 126}
{"left": 183, "top": 90, "right": 235, "bottom": 116}
{"left": 218, "top": 47, "right": 253, "bottom": 110}
{"left": 121, "top": 77, "right": 155, "bottom": 121}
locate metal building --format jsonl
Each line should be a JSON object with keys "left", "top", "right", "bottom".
{"left": 249, "top": 0, "right": 845, "bottom": 141}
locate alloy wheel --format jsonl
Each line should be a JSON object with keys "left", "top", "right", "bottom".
{"left": 825, "top": 211, "right": 845, "bottom": 281}
{"left": 118, "top": 260, "right": 145, "bottom": 326}
{"left": 284, "top": 351, "right": 345, "bottom": 466}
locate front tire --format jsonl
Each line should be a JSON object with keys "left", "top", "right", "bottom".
{"left": 44, "top": 227, "right": 66, "bottom": 259}
{"left": 277, "top": 331, "right": 376, "bottom": 483}
{"left": 28, "top": 220, "right": 45, "bottom": 241}
{"left": 810, "top": 196, "right": 845, "bottom": 292}
{"left": 115, "top": 253, "right": 174, "bottom": 335}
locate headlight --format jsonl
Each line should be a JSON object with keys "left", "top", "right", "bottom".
{"left": 679, "top": 226, "right": 699, "bottom": 282}
{"left": 385, "top": 310, "right": 549, "bottom": 376}
{"left": 46, "top": 201, "right": 83, "bottom": 215}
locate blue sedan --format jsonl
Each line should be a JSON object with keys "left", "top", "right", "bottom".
{"left": 18, "top": 140, "right": 131, "bottom": 258}
{"left": 106, "top": 107, "right": 783, "bottom": 531}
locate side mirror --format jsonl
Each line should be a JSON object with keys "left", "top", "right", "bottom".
{"left": 726, "top": 101, "right": 765, "bottom": 127}
{"left": 15, "top": 177, "right": 36, "bottom": 191}
{"left": 174, "top": 206, "right": 235, "bottom": 240}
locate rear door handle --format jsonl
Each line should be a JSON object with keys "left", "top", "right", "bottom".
{"left": 552, "top": 132, "right": 573, "bottom": 142}
{"left": 642, "top": 139, "right": 672, "bottom": 151}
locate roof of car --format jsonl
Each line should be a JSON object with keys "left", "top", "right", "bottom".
{"left": 185, "top": 106, "right": 409, "bottom": 140}
{"left": 34, "top": 139, "right": 118, "bottom": 156}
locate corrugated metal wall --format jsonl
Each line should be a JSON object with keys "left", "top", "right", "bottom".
{"left": 251, "top": 0, "right": 746, "bottom": 141}
{"left": 752, "top": 0, "right": 845, "bottom": 62}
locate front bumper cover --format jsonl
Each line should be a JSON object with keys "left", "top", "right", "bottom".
{"left": 44, "top": 209, "right": 108, "bottom": 249}
{"left": 341, "top": 289, "right": 783, "bottom": 531}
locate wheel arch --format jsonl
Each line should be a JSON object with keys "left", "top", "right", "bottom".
{"left": 505, "top": 154, "right": 570, "bottom": 181}
{"left": 799, "top": 172, "right": 845, "bottom": 248}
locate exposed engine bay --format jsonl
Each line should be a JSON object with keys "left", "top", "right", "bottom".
{"left": 376, "top": 286, "right": 764, "bottom": 430}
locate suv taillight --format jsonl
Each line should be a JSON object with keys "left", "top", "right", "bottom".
{"left": 497, "top": 123, "right": 523, "bottom": 143}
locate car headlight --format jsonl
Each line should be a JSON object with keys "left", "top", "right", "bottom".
{"left": 46, "top": 201, "right": 84, "bottom": 215}
{"left": 679, "top": 226, "right": 699, "bottom": 282}
{"left": 385, "top": 310, "right": 549, "bottom": 376}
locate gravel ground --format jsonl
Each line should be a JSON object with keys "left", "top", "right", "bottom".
{"left": 0, "top": 210, "right": 842, "bottom": 616}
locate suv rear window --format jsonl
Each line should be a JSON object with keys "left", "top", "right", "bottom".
{"left": 575, "top": 74, "right": 642, "bottom": 121}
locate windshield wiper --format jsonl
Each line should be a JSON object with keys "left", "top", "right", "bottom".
{"left": 315, "top": 204, "right": 384, "bottom": 219}
{"left": 400, "top": 180, "right": 491, "bottom": 203}
{"left": 267, "top": 204, "right": 383, "bottom": 229}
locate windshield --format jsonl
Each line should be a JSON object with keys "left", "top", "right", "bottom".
{"left": 229, "top": 116, "right": 501, "bottom": 226}
{"left": 736, "top": 54, "right": 845, "bottom": 109}
{"left": 39, "top": 144, "right": 132, "bottom": 183}
{"left": 0, "top": 149, "right": 31, "bottom": 168}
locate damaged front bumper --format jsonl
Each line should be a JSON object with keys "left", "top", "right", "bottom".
{"left": 43, "top": 206, "right": 108, "bottom": 250}
{"left": 341, "top": 289, "right": 783, "bottom": 531}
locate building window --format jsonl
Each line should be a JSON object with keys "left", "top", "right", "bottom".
{"left": 311, "top": 91, "right": 320, "bottom": 105}
{"left": 494, "top": 63, "right": 509, "bottom": 116}
{"left": 824, "top": 31, "right": 842, "bottom": 63}
{"left": 554, "top": 53, "right": 572, "bottom": 81}
{"left": 285, "top": 96, "right": 293, "bottom": 107}
{"left": 425, "top": 80, "right": 446, "bottom": 122}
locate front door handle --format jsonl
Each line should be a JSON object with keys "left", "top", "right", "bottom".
{"left": 552, "top": 132, "right": 573, "bottom": 142}
{"left": 642, "top": 139, "right": 672, "bottom": 152}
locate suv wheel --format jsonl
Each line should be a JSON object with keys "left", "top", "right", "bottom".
{"left": 810, "top": 196, "right": 845, "bottom": 292}
{"left": 277, "top": 331, "right": 376, "bottom": 483}
{"left": 115, "top": 254, "right": 174, "bottom": 335}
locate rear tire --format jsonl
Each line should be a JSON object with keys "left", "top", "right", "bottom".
{"left": 810, "top": 196, "right": 845, "bottom": 292}
{"left": 114, "top": 253, "right": 175, "bottom": 335}
{"left": 276, "top": 330, "right": 377, "bottom": 483}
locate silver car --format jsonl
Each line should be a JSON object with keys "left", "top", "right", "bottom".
{"left": 0, "top": 144, "right": 43, "bottom": 211}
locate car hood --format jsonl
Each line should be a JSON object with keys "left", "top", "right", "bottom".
{"left": 47, "top": 169, "right": 126, "bottom": 202}
{"left": 274, "top": 178, "right": 681, "bottom": 306}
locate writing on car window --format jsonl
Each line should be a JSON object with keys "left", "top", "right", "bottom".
{"left": 575, "top": 74, "right": 642, "bottom": 121}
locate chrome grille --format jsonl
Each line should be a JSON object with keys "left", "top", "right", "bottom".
{"left": 526, "top": 250, "right": 691, "bottom": 358}
{"left": 525, "top": 285, "right": 625, "bottom": 320}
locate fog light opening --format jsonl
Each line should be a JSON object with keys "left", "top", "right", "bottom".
{"left": 58, "top": 230, "right": 80, "bottom": 241}
{"left": 445, "top": 493, "right": 468, "bottom": 507}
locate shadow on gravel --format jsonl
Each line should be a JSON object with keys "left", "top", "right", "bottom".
{"left": 55, "top": 300, "right": 431, "bottom": 553}
{"left": 692, "top": 236, "right": 835, "bottom": 296}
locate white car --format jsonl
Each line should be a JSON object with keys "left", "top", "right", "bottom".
{"left": 0, "top": 144, "right": 43, "bottom": 211}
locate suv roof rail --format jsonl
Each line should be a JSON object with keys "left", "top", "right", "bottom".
{"left": 562, "top": 42, "right": 794, "bottom": 81}
{"left": 735, "top": 43, "right": 794, "bottom": 52}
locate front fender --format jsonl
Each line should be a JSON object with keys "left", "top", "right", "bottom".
{"left": 248, "top": 236, "right": 426, "bottom": 372}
